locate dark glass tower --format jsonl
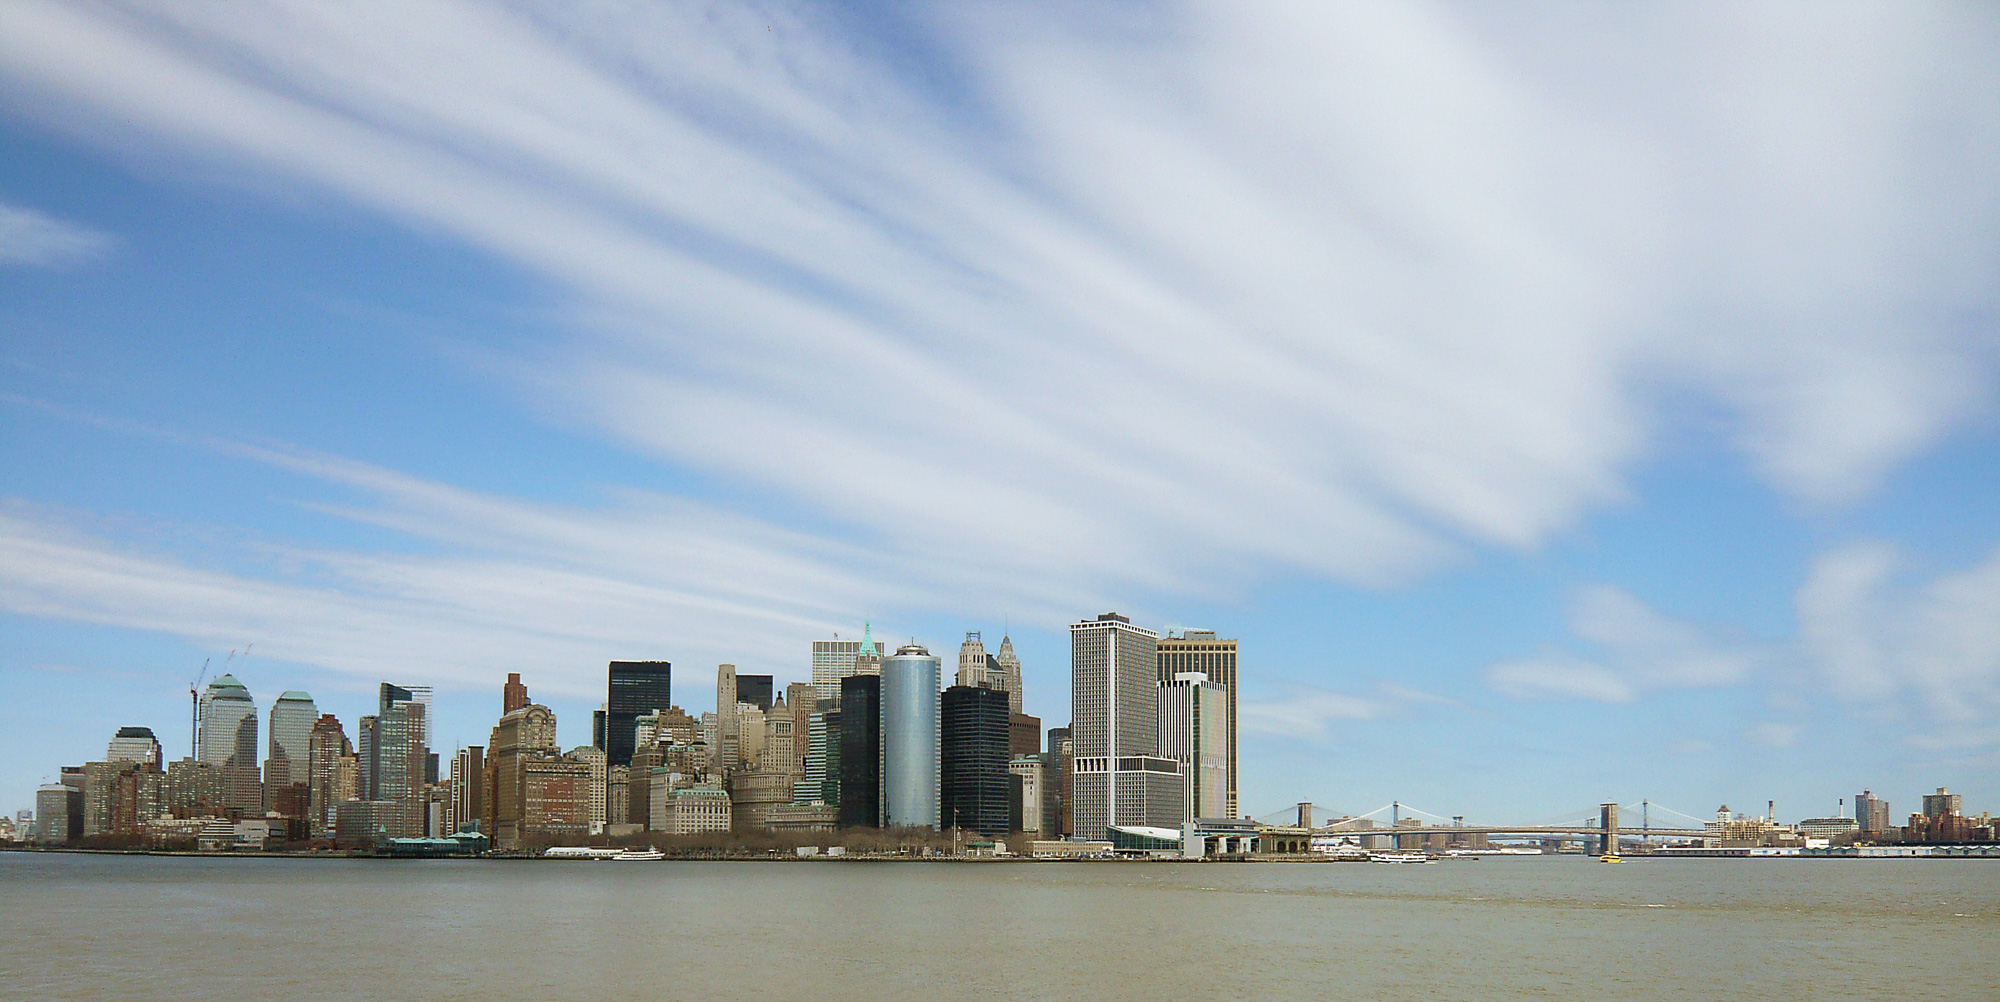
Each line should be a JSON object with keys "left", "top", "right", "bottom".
{"left": 940, "top": 684, "right": 1011, "bottom": 837}
{"left": 606, "top": 661, "right": 672, "bottom": 768}
{"left": 735, "top": 674, "right": 774, "bottom": 712}
{"left": 837, "top": 674, "right": 880, "bottom": 828}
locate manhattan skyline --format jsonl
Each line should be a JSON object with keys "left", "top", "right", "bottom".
{"left": 3, "top": 3, "right": 1999, "bottom": 825}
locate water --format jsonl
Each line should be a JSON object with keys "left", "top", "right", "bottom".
{"left": 3, "top": 852, "right": 1995, "bottom": 999}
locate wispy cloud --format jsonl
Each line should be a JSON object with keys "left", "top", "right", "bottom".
{"left": 1485, "top": 585, "right": 1765, "bottom": 702}
{"left": 1798, "top": 541, "right": 2000, "bottom": 743}
{"left": 0, "top": 201, "right": 113, "bottom": 266}
{"left": 0, "top": 2, "right": 1991, "bottom": 596}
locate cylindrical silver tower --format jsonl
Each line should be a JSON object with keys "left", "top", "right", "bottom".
{"left": 879, "top": 644, "right": 940, "bottom": 829}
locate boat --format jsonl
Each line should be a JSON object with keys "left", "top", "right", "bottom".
{"left": 613, "top": 848, "right": 665, "bottom": 861}
{"left": 1599, "top": 854, "right": 1623, "bottom": 863}
{"left": 1369, "top": 850, "right": 1428, "bottom": 864}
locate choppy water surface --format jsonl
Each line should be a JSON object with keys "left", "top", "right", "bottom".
{"left": 3, "top": 853, "right": 1995, "bottom": 999}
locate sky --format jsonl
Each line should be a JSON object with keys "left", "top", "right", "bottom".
{"left": 2, "top": 1, "right": 1998, "bottom": 827}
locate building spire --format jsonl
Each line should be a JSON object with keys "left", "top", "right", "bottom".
{"left": 860, "top": 620, "right": 877, "bottom": 656}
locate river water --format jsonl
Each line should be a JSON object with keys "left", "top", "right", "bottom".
{"left": 3, "top": 852, "right": 1995, "bottom": 999}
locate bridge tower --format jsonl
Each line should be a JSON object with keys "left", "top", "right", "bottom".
{"left": 1599, "top": 802, "right": 1619, "bottom": 856}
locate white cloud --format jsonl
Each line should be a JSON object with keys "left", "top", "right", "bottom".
{"left": 0, "top": 1, "right": 1990, "bottom": 602}
{"left": 1239, "top": 687, "right": 1391, "bottom": 738}
{"left": 1746, "top": 721, "right": 1801, "bottom": 748}
{"left": 0, "top": 201, "right": 112, "bottom": 265}
{"left": 1486, "top": 653, "right": 1635, "bottom": 703}
{"left": 1799, "top": 541, "right": 2000, "bottom": 738}
{"left": 1485, "top": 585, "right": 1763, "bottom": 702}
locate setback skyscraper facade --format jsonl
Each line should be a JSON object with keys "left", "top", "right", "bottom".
{"left": 606, "top": 661, "right": 672, "bottom": 768}
{"left": 880, "top": 644, "right": 941, "bottom": 829}
{"left": 1071, "top": 613, "right": 1183, "bottom": 839}
{"left": 940, "top": 684, "right": 1011, "bottom": 836}
{"left": 1159, "top": 671, "right": 1229, "bottom": 821}
{"left": 1157, "top": 630, "right": 1238, "bottom": 817}
{"left": 198, "top": 674, "right": 261, "bottom": 816}
{"left": 265, "top": 690, "right": 317, "bottom": 805}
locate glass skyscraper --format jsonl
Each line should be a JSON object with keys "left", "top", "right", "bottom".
{"left": 837, "top": 674, "right": 881, "bottom": 828}
{"left": 606, "top": 661, "right": 671, "bottom": 768}
{"left": 940, "top": 684, "right": 1011, "bottom": 836}
{"left": 879, "top": 644, "right": 940, "bottom": 830}
{"left": 198, "top": 674, "right": 260, "bottom": 815}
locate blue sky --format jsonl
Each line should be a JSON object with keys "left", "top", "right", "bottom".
{"left": 3, "top": 2, "right": 1998, "bottom": 825}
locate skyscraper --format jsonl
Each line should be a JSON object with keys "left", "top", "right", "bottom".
{"left": 307, "top": 714, "right": 352, "bottom": 838}
{"left": 1157, "top": 630, "right": 1239, "bottom": 817}
{"left": 1071, "top": 613, "right": 1182, "bottom": 839}
{"left": 1046, "top": 725, "right": 1072, "bottom": 837}
{"left": 606, "top": 661, "right": 672, "bottom": 768}
{"left": 372, "top": 696, "right": 427, "bottom": 838}
{"left": 1855, "top": 790, "right": 1890, "bottom": 833}
{"left": 995, "top": 635, "right": 1024, "bottom": 716}
{"left": 714, "top": 664, "right": 740, "bottom": 776}
{"left": 736, "top": 674, "right": 775, "bottom": 712}
{"left": 1159, "top": 671, "right": 1229, "bottom": 821}
{"left": 812, "top": 623, "right": 885, "bottom": 704}
{"left": 880, "top": 644, "right": 940, "bottom": 830}
{"left": 837, "top": 674, "right": 881, "bottom": 828}
{"left": 785, "top": 681, "right": 814, "bottom": 775}
{"left": 198, "top": 674, "right": 261, "bottom": 816}
{"left": 265, "top": 690, "right": 317, "bottom": 799}
{"left": 940, "top": 684, "right": 1011, "bottom": 836}
{"left": 956, "top": 632, "right": 989, "bottom": 688}
{"left": 106, "top": 726, "right": 162, "bottom": 767}
{"left": 503, "top": 672, "right": 529, "bottom": 714}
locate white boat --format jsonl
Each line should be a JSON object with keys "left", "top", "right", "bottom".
{"left": 543, "top": 846, "right": 622, "bottom": 860}
{"left": 613, "top": 848, "right": 665, "bottom": 861}
{"left": 1369, "top": 851, "right": 1429, "bottom": 864}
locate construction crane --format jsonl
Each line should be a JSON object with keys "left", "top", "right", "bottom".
{"left": 188, "top": 656, "right": 211, "bottom": 760}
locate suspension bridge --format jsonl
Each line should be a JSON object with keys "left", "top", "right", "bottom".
{"left": 1249, "top": 800, "right": 1713, "bottom": 847}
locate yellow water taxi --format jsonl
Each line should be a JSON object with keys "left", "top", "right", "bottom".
{"left": 1599, "top": 854, "right": 1623, "bottom": 863}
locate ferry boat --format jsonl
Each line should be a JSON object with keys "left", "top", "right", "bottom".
{"left": 1598, "top": 854, "right": 1623, "bottom": 863}
{"left": 613, "top": 848, "right": 665, "bottom": 861}
{"left": 1369, "top": 850, "right": 1429, "bottom": 864}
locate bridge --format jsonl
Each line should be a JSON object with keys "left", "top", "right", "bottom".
{"left": 1251, "top": 800, "right": 1712, "bottom": 848}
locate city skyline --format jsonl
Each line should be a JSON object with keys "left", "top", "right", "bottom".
{"left": 4, "top": 4, "right": 2000, "bottom": 826}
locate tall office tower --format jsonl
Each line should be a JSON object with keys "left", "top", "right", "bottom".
{"left": 940, "top": 684, "right": 1011, "bottom": 836}
{"left": 736, "top": 674, "right": 775, "bottom": 712}
{"left": 606, "top": 661, "right": 672, "bottom": 769}
{"left": 995, "top": 635, "right": 1024, "bottom": 715}
{"left": 762, "top": 693, "right": 799, "bottom": 780}
{"left": 714, "top": 665, "right": 741, "bottom": 776}
{"left": 1157, "top": 630, "right": 1239, "bottom": 817}
{"left": 567, "top": 745, "right": 607, "bottom": 829}
{"left": 1159, "top": 671, "right": 1229, "bottom": 821}
{"left": 592, "top": 709, "right": 606, "bottom": 753}
{"left": 265, "top": 691, "right": 317, "bottom": 802}
{"left": 837, "top": 674, "right": 881, "bottom": 828}
{"left": 956, "top": 632, "right": 989, "bottom": 688}
{"left": 1855, "top": 790, "right": 1890, "bottom": 832}
{"left": 165, "top": 758, "right": 223, "bottom": 819}
{"left": 198, "top": 674, "right": 261, "bottom": 816}
{"left": 1071, "top": 613, "right": 1183, "bottom": 838}
{"left": 106, "top": 726, "right": 162, "bottom": 767}
{"left": 504, "top": 673, "right": 529, "bottom": 714}
{"left": 374, "top": 699, "right": 428, "bottom": 838}
{"left": 306, "top": 714, "right": 351, "bottom": 838}
{"left": 1046, "top": 726, "right": 1072, "bottom": 837}
{"left": 486, "top": 701, "right": 559, "bottom": 849}
{"left": 738, "top": 704, "right": 767, "bottom": 770}
{"left": 1010, "top": 712, "right": 1041, "bottom": 758}
{"left": 1008, "top": 755, "right": 1045, "bottom": 834}
{"left": 786, "top": 682, "right": 814, "bottom": 774}
{"left": 812, "top": 636, "right": 861, "bottom": 704}
{"left": 1923, "top": 788, "right": 1962, "bottom": 820}
{"left": 881, "top": 644, "right": 941, "bottom": 830}
{"left": 450, "top": 745, "right": 484, "bottom": 834}
{"left": 34, "top": 784, "right": 81, "bottom": 844}
{"left": 799, "top": 705, "right": 841, "bottom": 806}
